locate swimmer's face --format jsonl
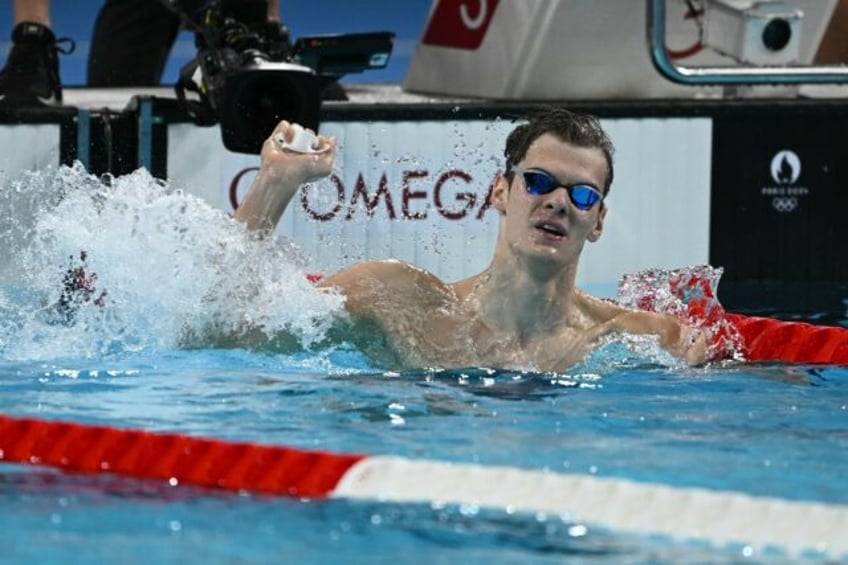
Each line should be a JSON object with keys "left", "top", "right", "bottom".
{"left": 492, "top": 134, "right": 607, "bottom": 265}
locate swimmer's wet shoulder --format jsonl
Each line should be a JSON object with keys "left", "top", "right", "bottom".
{"left": 320, "top": 259, "right": 464, "bottom": 369}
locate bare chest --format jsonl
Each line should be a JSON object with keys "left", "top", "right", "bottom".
{"left": 375, "top": 308, "right": 597, "bottom": 371}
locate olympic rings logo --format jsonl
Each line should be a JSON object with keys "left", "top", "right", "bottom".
{"left": 771, "top": 196, "right": 798, "bottom": 213}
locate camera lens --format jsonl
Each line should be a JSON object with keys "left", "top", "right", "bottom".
{"left": 219, "top": 69, "right": 321, "bottom": 154}
{"left": 762, "top": 18, "right": 792, "bottom": 51}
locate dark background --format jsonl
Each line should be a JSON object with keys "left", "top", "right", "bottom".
{"left": 710, "top": 105, "right": 848, "bottom": 318}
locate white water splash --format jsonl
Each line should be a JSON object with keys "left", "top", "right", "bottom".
{"left": 617, "top": 265, "right": 744, "bottom": 362}
{"left": 0, "top": 164, "right": 345, "bottom": 361}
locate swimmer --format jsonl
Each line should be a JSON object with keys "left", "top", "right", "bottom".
{"left": 49, "top": 251, "right": 107, "bottom": 324}
{"left": 232, "top": 109, "right": 710, "bottom": 370}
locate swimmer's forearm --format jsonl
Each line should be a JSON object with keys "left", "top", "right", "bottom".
{"left": 608, "top": 311, "right": 708, "bottom": 364}
{"left": 234, "top": 121, "right": 335, "bottom": 233}
{"left": 233, "top": 170, "right": 300, "bottom": 233}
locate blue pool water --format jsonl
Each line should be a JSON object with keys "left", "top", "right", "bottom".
{"left": 2, "top": 350, "right": 846, "bottom": 564}
{"left": 1, "top": 166, "right": 847, "bottom": 563}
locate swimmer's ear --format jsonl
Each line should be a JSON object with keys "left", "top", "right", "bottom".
{"left": 587, "top": 202, "right": 607, "bottom": 242}
{"left": 492, "top": 173, "right": 509, "bottom": 214}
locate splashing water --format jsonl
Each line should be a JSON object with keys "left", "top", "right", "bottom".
{"left": 0, "top": 164, "right": 345, "bottom": 361}
{"left": 617, "top": 265, "right": 745, "bottom": 362}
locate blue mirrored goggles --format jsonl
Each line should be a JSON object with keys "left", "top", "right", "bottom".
{"left": 509, "top": 165, "right": 603, "bottom": 211}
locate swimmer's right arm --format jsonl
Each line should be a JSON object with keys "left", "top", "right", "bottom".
{"left": 234, "top": 121, "right": 336, "bottom": 234}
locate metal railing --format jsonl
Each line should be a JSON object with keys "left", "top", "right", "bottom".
{"left": 647, "top": 0, "right": 848, "bottom": 84}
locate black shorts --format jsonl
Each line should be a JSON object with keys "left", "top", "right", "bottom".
{"left": 87, "top": 0, "right": 184, "bottom": 87}
{"left": 87, "top": 0, "right": 272, "bottom": 87}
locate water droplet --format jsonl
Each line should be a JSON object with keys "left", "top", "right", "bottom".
{"left": 568, "top": 524, "right": 588, "bottom": 537}
{"left": 460, "top": 504, "right": 479, "bottom": 516}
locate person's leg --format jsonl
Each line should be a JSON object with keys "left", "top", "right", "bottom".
{"left": 267, "top": 0, "right": 280, "bottom": 22}
{"left": 12, "top": 0, "right": 51, "bottom": 26}
{"left": 87, "top": 0, "right": 181, "bottom": 86}
{"left": 0, "top": 0, "right": 68, "bottom": 107}
{"left": 256, "top": 1, "right": 292, "bottom": 61}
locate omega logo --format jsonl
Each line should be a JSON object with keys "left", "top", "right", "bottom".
{"left": 230, "top": 167, "right": 497, "bottom": 222}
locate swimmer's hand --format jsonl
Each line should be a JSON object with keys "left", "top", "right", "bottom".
{"left": 605, "top": 311, "right": 710, "bottom": 366}
{"left": 263, "top": 120, "right": 335, "bottom": 184}
{"left": 665, "top": 324, "right": 710, "bottom": 365}
{"left": 234, "top": 120, "right": 336, "bottom": 233}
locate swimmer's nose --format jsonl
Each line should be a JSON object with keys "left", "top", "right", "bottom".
{"left": 542, "top": 189, "right": 570, "bottom": 216}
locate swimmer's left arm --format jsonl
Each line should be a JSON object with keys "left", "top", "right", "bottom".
{"left": 580, "top": 292, "right": 708, "bottom": 365}
{"left": 607, "top": 310, "right": 709, "bottom": 365}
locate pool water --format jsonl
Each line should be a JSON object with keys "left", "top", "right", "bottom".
{"left": 1, "top": 166, "right": 847, "bottom": 563}
{"left": 2, "top": 350, "right": 846, "bottom": 564}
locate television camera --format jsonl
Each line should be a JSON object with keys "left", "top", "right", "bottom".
{"left": 169, "top": 0, "right": 394, "bottom": 153}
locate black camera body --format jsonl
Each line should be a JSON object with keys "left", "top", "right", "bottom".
{"left": 174, "top": 1, "right": 394, "bottom": 154}
{"left": 183, "top": 52, "right": 324, "bottom": 154}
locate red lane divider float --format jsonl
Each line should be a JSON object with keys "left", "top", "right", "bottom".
{"left": 729, "top": 314, "right": 848, "bottom": 365}
{"left": 0, "top": 415, "right": 363, "bottom": 497}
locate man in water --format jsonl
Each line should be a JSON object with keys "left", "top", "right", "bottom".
{"left": 234, "top": 108, "right": 709, "bottom": 370}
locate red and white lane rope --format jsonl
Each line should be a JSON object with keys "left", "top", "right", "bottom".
{"left": 0, "top": 414, "right": 845, "bottom": 558}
